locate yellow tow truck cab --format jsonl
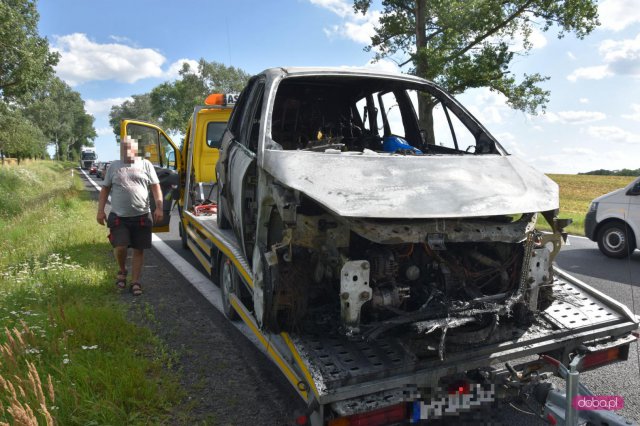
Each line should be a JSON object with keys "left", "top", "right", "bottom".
{"left": 119, "top": 93, "right": 237, "bottom": 232}
{"left": 187, "top": 93, "right": 238, "bottom": 185}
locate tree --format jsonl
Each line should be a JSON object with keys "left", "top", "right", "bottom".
{"left": 353, "top": 0, "right": 599, "bottom": 142}
{"left": 24, "top": 77, "right": 96, "bottom": 160}
{"left": 0, "top": 106, "right": 47, "bottom": 163}
{"left": 108, "top": 93, "right": 156, "bottom": 137}
{"left": 0, "top": 0, "right": 59, "bottom": 102}
{"left": 149, "top": 60, "right": 250, "bottom": 133}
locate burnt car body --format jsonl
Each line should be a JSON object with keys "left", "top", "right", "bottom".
{"left": 216, "top": 67, "right": 566, "bottom": 343}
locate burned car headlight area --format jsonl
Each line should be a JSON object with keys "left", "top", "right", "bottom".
{"left": 235, "top": 72, "right": 563, "bottom": 358}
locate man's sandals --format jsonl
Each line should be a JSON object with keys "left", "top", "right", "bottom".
{"left": 130, "top": 282, "right": 143, "bottom": 296}
{"left": 116, "top": 270, "right": 127, "bottom": 290}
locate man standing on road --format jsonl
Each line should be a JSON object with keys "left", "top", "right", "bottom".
{"left": 96, "top": 136, "right": 163, "bottom": 296}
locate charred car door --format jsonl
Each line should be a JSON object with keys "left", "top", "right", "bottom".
{"left": 218, "top": 78, "right": 265, "bottom": 261}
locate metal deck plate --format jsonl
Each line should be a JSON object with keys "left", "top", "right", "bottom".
{"left": 295, "top": 276, "right": 629, "bottom": 393}
{"left": 543, "top": 278, "right": 619, "bottom": 329}
{"left": 302, "top": 333, "right": 414, "bottom": 388}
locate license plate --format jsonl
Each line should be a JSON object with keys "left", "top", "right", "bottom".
{"left": 410, "top": 384, "right": 496, "bottom": 422}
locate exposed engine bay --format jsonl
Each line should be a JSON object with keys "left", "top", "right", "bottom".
{"left": 260, "top": 194, "right": 562, "bottom": 353}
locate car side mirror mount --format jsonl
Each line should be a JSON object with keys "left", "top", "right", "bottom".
{"left": 626, "top": 181, "right": 640, "bottom": 196}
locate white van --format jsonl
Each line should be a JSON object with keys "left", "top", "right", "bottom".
{"left": 585, "top": 176, "right": 640, "bottom": 258}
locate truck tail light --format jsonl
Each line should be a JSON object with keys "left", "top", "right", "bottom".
{"left": 328, "top": 403, "right": 407, "bottom": 426}
{"left": 581, "top": 347, "right": 626, "bottom": 371}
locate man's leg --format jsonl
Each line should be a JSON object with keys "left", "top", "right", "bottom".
{"left": 114, "top": 246, "right": 128, "bottom": 273}
{"left": 131, "top": 248, "right": 144, "bottom": 284}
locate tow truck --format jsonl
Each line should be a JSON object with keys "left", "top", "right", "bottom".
{"left": 121, "top": 68, "right": 639, "bottom": 426}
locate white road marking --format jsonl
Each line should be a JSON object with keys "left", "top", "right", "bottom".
{"left": 151, "top": 234, "right": 260, "bottom": 347}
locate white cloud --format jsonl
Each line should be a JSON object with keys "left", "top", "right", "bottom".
{"left": 579, "top": 98, "right": 589, "bottom": 104}
{"left": 599, "top": 0, "right": 640, "bottom": 32}
{"left": 567, "top": 51, "right": 576, "bottom": 60}
{"left": 52, "top": 33, "right": 166, "bottom": 85}
{"left": 309, "top": 0, "right": 354, "bottom": 18}
{"left": 95, "top": 127, "right": 114, "bottom": 137}
{"left": 556, "top": 110, "right": 606, "bottom": 124}
{"left": 462, "top": 89, "right": 511, "bottom": 125}
{"left": 567, "top": 33, "right": 640, "bottom": 81}
{"left": 567, "top": 65, "right": 612, "bottom": 82}
{"left": 362, "top": 58, "right": 400, "bottom": 73}
{"left": 322, "top": 11, "right": 380, "bottom": 45}
{"left": 587, "top": 125, "right": 640, "bottom": 143}
{"left": 108, "top": 35, "right": 134, "bottom": 44}
{"left": 85, "top": 97, "right": 132, "bottom": 117}
{"left": 622, "top": 104, "right": 640, "bottom": 121}
{"left": 561, "top": 147, "right": 596, "bottom": 156}
{"left": 532, "top": 110, "right": 606, "bottom": 124}
{"left": 598, "top": 35, "right": 640, "bottom": 77}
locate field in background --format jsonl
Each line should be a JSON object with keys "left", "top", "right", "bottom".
{"left": 0, "top": 161, "right": 181, "bottom": 425}
{"left": 543, "top": 174, "right": 636, "bottom": 236}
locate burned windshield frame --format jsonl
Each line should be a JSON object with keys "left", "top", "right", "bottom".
{"left": 267, "top": 76, "right": 504, "bottom": 155}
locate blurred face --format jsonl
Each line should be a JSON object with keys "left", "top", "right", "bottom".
{"left": 121, "top": 137, "right": 139, "bottom": 163}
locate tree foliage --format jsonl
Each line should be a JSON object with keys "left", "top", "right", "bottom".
{"left": 580, "top": 169, "right": 640, "bottom": 177}
{"left": 149, "top": 59, "right": 250, "bottom": 133}
{"left": 0, "top": 0, "right": 59, "bottom": 102}
{"left": 24, "top": 77, "right": 96, "bottom": 160}
{"left": 353, "top": 0, "right": 599, "bottom": 136}
{"left": 108, "top": 93, "right": 156, "bottom": 137}
{"left": 0, "top": 105, "right": 47, "bottom": 162}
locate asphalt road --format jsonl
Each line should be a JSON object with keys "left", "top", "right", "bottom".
{"left": 82, "top": 170, "right": 640, "bottom": 424}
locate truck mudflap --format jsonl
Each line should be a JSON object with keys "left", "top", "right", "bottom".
{"left": 284, "top": 267, "right": 638, "bottom": 409}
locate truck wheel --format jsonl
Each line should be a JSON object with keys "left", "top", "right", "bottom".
{"left": 597, "top": 222, "right": 636, "bottom": 258}
{"left": 217, "top": 186, "right": 231, "bottom": 229}
{"left": 179, "top": 221, "right": 189, "bottom": 250}
{"left": 219, "top": 255, "right": 239, "bottom": 320}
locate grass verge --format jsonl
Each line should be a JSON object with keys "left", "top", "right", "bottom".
{"left": 0, "top": 161, "right": 182, "bottom": 425}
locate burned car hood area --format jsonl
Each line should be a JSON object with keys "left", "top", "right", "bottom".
{"left": 262, "top": 151, "right": 558, "bottom": 219}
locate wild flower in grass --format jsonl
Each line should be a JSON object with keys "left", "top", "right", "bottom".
{"left": 81, "top": 345, "right": 98, "bottom": 351}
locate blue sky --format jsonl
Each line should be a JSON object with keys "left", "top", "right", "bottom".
{"left": 37, "top": 0, "right": 640, "bottom": 174}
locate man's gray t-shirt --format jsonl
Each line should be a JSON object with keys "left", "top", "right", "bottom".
{"left": 102, "top": 159, "right": 159, "bottom": 217}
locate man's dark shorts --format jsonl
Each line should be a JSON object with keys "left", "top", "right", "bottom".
{"left": 107, "top": 212, "right": 153, "bottom": 249}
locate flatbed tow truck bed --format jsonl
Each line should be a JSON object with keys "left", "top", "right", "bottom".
{"left": 182, "top": 209, "right": 639, "bottom": 422}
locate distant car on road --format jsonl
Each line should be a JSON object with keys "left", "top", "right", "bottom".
{"left": 89, "top": 162, "right": 98, "bottom": 175}
{"left": 585, "top": 176, "right": 640, "bottom": 258}
{"left": 96, "top": 162, "right": 111, "bottom": 180}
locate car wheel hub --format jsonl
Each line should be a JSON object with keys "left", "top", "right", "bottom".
{"left": 604, "top": 230, "right": 625, "bottom": 252}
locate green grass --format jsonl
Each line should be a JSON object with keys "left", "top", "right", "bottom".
{"left": 0, "top": 161, "right": 182, "bottom": 425}
{"left": 537, "top": 174, "right": 636, "bottom": 235}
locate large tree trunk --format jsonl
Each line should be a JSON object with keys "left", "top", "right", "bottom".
{"left": 414, "top": 0, "right": 435, "bottom": 143}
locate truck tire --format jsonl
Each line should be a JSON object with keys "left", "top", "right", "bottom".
{"left": 217, "top": 186, "right": 231, "bottom": 229}
{"left": 219, "top": 255, "right": 239, "bottom": 320}
{"left": 179, "top": 221, "right": 189, "bottom": 250}
{"left": 597, "top": 221, "right": 636, "bottom": 258}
